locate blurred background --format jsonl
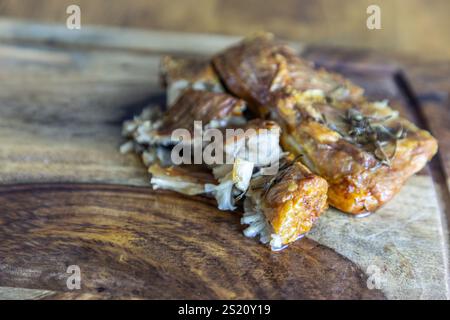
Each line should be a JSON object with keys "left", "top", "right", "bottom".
{"left": 0, "top": 0, "right": 449, "bottom": 60}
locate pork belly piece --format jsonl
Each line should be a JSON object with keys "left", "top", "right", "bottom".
{"left": 122, "top": 89, "right": 246, "bottom": 149}
{"left": 205, "top": 119, "right": 283, "bottom": 210}
{"left": 149, "top": 163, "right": 216, "bottom": 196}
{"left": 278, "top": 92, "right": 438, "bottom": 214}
{"left": 121, "top": 90, "right": 247, "bottom": 199}
{"left": 150, "top": 89, "right": 247, "bottom": 145}
{"left": 160, "top": 56, "right": 223, "bottom": 106}
{"left": 241, "top": 158, "right": 328, "bottom": 250}
{"left": 213, "top": 33, "right": 364, "bottom": 116}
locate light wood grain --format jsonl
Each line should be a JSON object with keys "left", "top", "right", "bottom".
{"left": 0, "top": 18, "right": 304, "bottom": 55}
{"left": 0, "top": 0, "right": 449, "bottom": 59}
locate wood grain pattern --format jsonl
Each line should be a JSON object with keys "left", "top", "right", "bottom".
{"left": 0, "top": 44, "right": 160, "bottom": 186}
{"left": 1, "top": 0, "right": 449, "bottom": 59}
{"left": 0, "top": 20, "right": 448, "bottom": 299}
{"left": 0, "top": 183, "right": 384, "bottom": 299}
{"left": 402, "top": 59, "right": 450, "bottom": 191}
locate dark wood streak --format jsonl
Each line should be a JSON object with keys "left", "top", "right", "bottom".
{"left": 0, "top": 183, "right": 384, "bottom": 299}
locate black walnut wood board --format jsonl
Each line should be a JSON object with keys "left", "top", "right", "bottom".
{"left": 0, "top": 19, "right": 448, "bottom": 299}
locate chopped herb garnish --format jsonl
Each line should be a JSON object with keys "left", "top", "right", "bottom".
{"left": 325, "top": 108, "right": 406, "bottom": 166}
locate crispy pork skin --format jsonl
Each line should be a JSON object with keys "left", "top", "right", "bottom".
{"left": 154, "top": 89, "right": 246, "bottom": 141}
{"left": 242, "top": 159, "right": 328, "bottom": 249}
{"left": 279, "top": 97, "right": 438, "bottom": 214}
{"left": 213, "top": 33, "right": 364, "bottom": 116}
{"left": 160, "top": 56, "right": 223, "bottom": 106}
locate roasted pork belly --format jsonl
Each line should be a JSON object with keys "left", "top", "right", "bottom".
{"left": 150, "top": 89, "right": 247, "bottom": 145}
{"left": 122, "top": 89, "right": 246, "bottom": 149}
{"left": 213, "top": 33, "right": 364, "bottom": 116}
{"left": 278, "top": 94, "right": 438, "bottom": 213}
{"left": 213, "top": 34, "right": 438, "bottom": 214}
{"left": 160, "top": 56, "right": 223, "bottom": 106}
{"left": 241, "top": 158, "right": 328, "bottom": 250}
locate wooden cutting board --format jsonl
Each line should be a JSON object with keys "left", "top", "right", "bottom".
{"left": 0, "top": 19, "right": 449, "bottom": 300}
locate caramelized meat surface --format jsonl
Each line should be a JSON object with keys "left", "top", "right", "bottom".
{"left": 279, "top": 96, "right": 438, "bottom": 213}
{"left": 242, "top": 159, "right": 328, "bottom": 249}
{"left": 155, "top": 89, "right": 246, "bottom": 139}
{"left": 214, "top": 34, "right": 438, "bottom": 214}
{"left": 161, "top": 56, "right": 223, "bottom": 106}
{"left": 213, "top": 33, "right": 364, "bottom": 116}
{"left": 263, "top": 161, "right": 328, "bottom": 245}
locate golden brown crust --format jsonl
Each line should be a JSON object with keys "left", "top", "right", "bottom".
{"left": 214, "top": 34, "right": 438, "bottom": 214}
{"left": 213, "top": 33, "right": 364, "bottom": 116}
{"left": 156, "top": 89, "right": 246, "bottom": 136}
{"left": 279, "top": 99, "right": 438, "bottom": 214}
{"left": 160, "top": 55, "right": 222, "bottom": 89}
{"left": 213, "top": 33, "right": 279, "bottom": 113}
{"left": 261, "top": 161, "right": 328, "bottom": 245}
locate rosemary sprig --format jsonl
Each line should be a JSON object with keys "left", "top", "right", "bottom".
{"left": 327, "top": 108, "right": 406, "bottom": 166}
